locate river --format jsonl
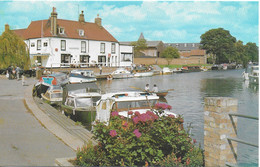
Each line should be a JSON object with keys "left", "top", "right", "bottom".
{"left": 96, "top": 69, "right": 258, "bottom": 166}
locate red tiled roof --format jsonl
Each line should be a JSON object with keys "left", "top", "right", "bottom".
{"left": 13, "top": 19, "right": 118, "bottom": 42}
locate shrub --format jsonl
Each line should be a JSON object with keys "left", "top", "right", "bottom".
{"left": 76, "top": 103, "right": 204, "bottom": 166}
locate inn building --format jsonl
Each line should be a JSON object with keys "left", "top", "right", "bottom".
{"left": 11, "top": 7, "right": 133, "bottom": 68}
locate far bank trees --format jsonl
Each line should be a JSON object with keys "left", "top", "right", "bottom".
{"left": 0, "top": 25, "right": 30, "bottom": 69}
{"left": 200, "top": 28, "right": 258, "bottom": 66}
{"left": 161, "top": 46, "right": 180, "bottom": 65}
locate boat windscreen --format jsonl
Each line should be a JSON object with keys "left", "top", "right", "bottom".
{"left": 51, "top": 93, "right": 62, "bottom": 99}
{"left": 75, "top": 98, "right": 93, "bottom": 107}
{"left": 116, "top": 100, "right": 157, "bottom": 110}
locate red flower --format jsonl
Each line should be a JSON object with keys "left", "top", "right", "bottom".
{"left": 111, "top": 111, "right": 119, "bottom": 117}
{"left": 109, "top": 130, "right": 117, "bottom": 137}
{"left": 128, "top": 111, "right": 133, "bottom": 115}
{"left": 168, "top": 114, "right": 175, "bottom": 118}
{"left": 193, "top": 139, "right": 197, "bottom": 144}
{"left": 133, "top": 129, "right": 142, "bottom": 138}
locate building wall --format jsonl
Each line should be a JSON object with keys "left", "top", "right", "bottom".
{"left": 141, "top": 48, "right": 157, "bottom": 57}
{"left": 27, "top": 37, "right": 128, "bottom": 67}
{"left": 134, "top": 56, "right": 207, "bottom": 65}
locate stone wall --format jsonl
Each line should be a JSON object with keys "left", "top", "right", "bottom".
{"left": 134, "top": 56, "right": 206, "bottom": 65}
{"left": 204, "top": 97, "right": 238, "bottom": 167}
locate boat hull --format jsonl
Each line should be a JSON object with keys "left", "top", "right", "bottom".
{"left": 134, "top": 71, "right": 154, "bottom": 77}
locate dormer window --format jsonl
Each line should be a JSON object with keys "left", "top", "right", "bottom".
{"left": 59, "top": 28, "right": 64, "bottom": 34}
{"left": 79, "top": 29, "right": 84, "bottom": 37}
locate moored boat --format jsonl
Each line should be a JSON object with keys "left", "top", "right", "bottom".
{"left": 181, "top": 66, "right": 202, "bottom": 73}
{"left": 133, "top": 67, "right": 154, "bottom": 77}
{"left": 111, "top": 68, "right": 134, "bottom": 79}
{"left": 69, "top": 69, "right": 97, "bottom": 83}
{"left": 41, "top": 85, "right": 63, "bottom": 105}
{"left": 95, "top": 91, "right": 177, "bottom": 123}
{"left": 162, "top": 67, "right": 173, "bottom": 75}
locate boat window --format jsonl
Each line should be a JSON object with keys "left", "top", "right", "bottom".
{"left": 75, "top": 98, "right": 93, "bottom": 108}
{"left": 116, "top": 100, "right": 157, "bottom": 110}
{"left": 67, "top": 98, "right": 74, "bottom": 107}
{"left": 51, "top": 93, "right": 62, "bottom": 99}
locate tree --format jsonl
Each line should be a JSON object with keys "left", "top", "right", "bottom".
{"left": 0, "top": 28, "right": 30, "bottom": 69}
{"left": 245, "top": 42, "right": 258, "bottom": 63}
{"left": 131, "top": 39, "right": 147, "bottom": 57}
{"left": 234, "top": 40, "right": 248, "bottom": 67}
{"left": 200, "top": 28, "right": 236, "bottom": 64}
{"left": 161, "top": 46, "right": 180, "bottom": 65}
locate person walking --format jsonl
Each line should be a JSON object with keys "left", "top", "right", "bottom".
{"left": 99, "top": 65, "right": 102, "bottom": 75}
{"left": 16, "top": 66, "right": 21, "bottom": 80}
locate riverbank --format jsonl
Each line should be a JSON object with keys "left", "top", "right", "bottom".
{"left": 0, "top": 77, "right": 75, "bottom": 166}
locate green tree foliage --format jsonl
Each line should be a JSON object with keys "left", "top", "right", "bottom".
{"left": 200, "top": 28, "right": 236, "bottom": 64}
{"left": 131, "top": 39, "right": 147, "bottom": 57}
{"left": 245, "top": 42, "right": 259, "bottom": 63}
{"left": 161, "top": 46, "right": 180, "bottom": 65}
{"left": 0, "top": 29, "right": 30, "bottom": 69}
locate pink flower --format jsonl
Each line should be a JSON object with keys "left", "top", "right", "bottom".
{"left": 111, "top": 111, "right": 119, "bottom": 117}
{"left": 133, "top": 117, "right": 140, "bottom": 124}
{"left": 123, "top": 122, "right": 128, "bottom": 127}
{"left": 128, "top": 111, "right": 133, "bottom": 115}
{"left": 109, "top": 130, "right": 117, "bottom": 137}
{"left": 133, "top": 129, "right": 142, "bottom": 138}
{"left": 168, "top": 114, "right": 175, "bottom": 118}
{"left": 134, "top": 111, "right": 140, "bottom": 116}
{"left": 193, "top": 139, "right": 197, "bottom": 144}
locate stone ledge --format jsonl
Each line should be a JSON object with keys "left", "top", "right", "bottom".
{"left": 55, "top": 157, "right": 75, "bottom": 166}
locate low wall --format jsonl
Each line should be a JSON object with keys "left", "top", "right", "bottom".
{"left": 134, "top": 57, "right": 206, "bottom": 65}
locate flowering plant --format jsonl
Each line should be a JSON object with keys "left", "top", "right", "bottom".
{"left": 76, "top": 103, "right": 204, "bottom": 166}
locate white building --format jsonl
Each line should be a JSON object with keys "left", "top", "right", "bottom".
{"left": 13, "top": 7, "right": 133, "bottom": 68}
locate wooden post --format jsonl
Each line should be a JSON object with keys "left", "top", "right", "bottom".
{"left": 204, "top": 97, "right": 238, "bottom": 167}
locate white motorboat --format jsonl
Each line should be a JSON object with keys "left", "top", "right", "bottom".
{"left": 69, "top": 69, "right": 97, "bottom": 83}
{"left": 162, "top": 67, "right": 173, "bottom": 75}
{"left": 133, "top": 67, "right": 154, "bottom": 77}
{"left": 248, "top": 66, "right": 259, "bottom": 84}
{"left": 111, "top": 68, "right": 134, "bottom": 79}
{"left": 41, "top": 85, "right": 63, "bottom": 105}
{"left": 95, "top": 91, "right": 177, "bottom": 123}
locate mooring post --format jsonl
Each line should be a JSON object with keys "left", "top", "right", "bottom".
{"left": 204, "top": 97, "right": 238, "bottom": 167}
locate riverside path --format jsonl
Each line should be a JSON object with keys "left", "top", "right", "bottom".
{"left": 0, "top": 77, "right": 75, "bottom": 166}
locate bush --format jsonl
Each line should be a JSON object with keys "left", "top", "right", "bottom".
{"left": 76, "top": 103, "right": 204, "bottom": 166}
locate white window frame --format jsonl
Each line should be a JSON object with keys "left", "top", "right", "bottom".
{"left": 61, "top": 40, "right": 66, "bottom": 51}
{"left": 81, "top": 41, "right": 86, "bottom": 53}
{"left": 111, "top": 43, "right": 116, "bottom": 54}
{"left": 37, "top": 40, "right": 41, "bottom": 50}
{"left": 59, "top": 27, "right": 65, "bottom": 34}
{"left": 100, "top": 43, "right": 105, "bottom": 54}
{"left": 79, "top": 29, "right": 84, "bottom": 37}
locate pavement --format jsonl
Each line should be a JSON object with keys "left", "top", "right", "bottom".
{"left": 0, "top": 76, "right": 75, "bottom": 166}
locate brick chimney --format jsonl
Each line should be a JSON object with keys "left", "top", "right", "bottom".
{"left": 95, "top": 14, "right": 102, "bottom": 27}
{"left": 50, "top": 7, "right": 57, "bottom": 36}
{"left": 79, "top": 11, "right": 85, "bottom": 23}
{"left": 5, "top": 24, "right": 10, "bottom": 32}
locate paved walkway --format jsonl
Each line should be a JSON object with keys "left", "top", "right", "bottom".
{"left": 0, "top": 77, "right": 75, "bottom": 166}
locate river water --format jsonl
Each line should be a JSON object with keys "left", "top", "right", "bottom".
{"left": 96, "top": 69, "right": 258, "bottom": 166}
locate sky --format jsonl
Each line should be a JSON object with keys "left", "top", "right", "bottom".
{"left": 0, "top": 0, "right": 259, "bottom": 45}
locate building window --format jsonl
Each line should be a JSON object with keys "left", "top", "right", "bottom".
{"left": 80, "top": 55, "right": 90, "bottom": 63}
{"left": 31, "top": 42, "right": 35, "bottom": 47}
{"left": 192, "top": 43, "right": 195, "bottom": 47}
{"left": 111, "top": 43, "right": 116, "bottom": 54}
{"left": 98, "top": 55, "right": 106, "bottom": 65}
{"left": 61, "top": 40, "right": 66, "bottom": 51}
{"left": 61, "top": 54, "right": 70, "bottom": 63}
{"left": 81, "top": 41, "right": 86, "bottom": 53}
{"left": 121, "top": 53, "right": 132, "bottom": 62}
{"left": 100, "top": 43, "right": 105, "bottom": 53}
{"left": 43, "top": 42, "right": 48, "bottom": 47}
{"left": 79, "top": 29, "right": 84, "bottom": 37}
{"left": 184, "top": 43, "right": 187, "bottom": 47}
{"left": 59, "top": 28, "right": 64, "bottom": 34}
{"left": 37, "top": 40, "right": 41, "bottom": 50}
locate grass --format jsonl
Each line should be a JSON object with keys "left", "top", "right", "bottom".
{"left": 159, "top": 64, "right": 212, "bottom": 69}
